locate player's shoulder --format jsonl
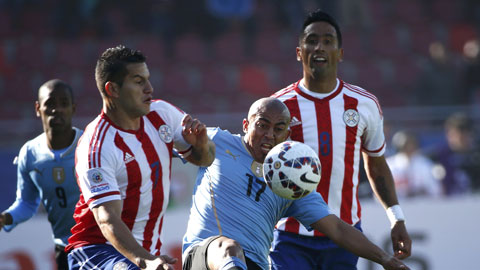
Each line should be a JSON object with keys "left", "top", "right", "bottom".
{"left": 19, "top": 132, "right": 47, "bottom": 153}
{"left": 207, "top": 127, "right": 233, "bottom": 140}
{"left": 342, "top": 81, "right": 380, "bottom": 104}
{"left": 150, "top": 99, "right": 185, "bottom": 115}
{"left": 342, "top": 80, "right": 383, "bottom": 115}
{"left": 271, "top": 81, "right": 300, "bottom": 99}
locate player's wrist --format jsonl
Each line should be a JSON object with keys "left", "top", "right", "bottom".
{"left": 0, "top": 212, "right": 13, "bottom": 225}
{"left": 386, "top": 205, "right": 405, "bottom": 228}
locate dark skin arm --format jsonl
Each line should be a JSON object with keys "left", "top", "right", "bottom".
{"left": 311, "top": 215, "right": 409, "bottom": 270}
{"left": 363, "top": 153, "right": 412, "bottom": 259}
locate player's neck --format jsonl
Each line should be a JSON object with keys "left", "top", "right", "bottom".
{"left": 303, "top": 75, "right": 337, "bottom": 93}
{"left": 47, "top": 127, "right": 75, "bottom": 150}
{"left": 104, "top": 104, "right": 141, "bottom": 131}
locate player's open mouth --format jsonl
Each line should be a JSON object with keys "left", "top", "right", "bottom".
{"left": 313, "top": 56, "right": 327, "bottom": 64}
{"left": 261, "top": 143, "right": 273, "bottom": 152}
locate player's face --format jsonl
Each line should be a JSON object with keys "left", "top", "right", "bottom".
{"left": 297, "top": 21, "right": 343, "bottom": 80}
{"left": 243, "top": 109, "right": 291, "bottom": 163}
{"left": 36, "top": 86, "right": 75, "bottom": 133}
{"left": 116, "top": 62, "right": 154, "bottom": 118}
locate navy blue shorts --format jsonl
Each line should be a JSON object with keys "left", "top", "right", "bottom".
{"left": 270, "top": 222, "right": 362, "bottom": 270}
{"left": 68, "top": 244, "right": 139, "bottom": 270}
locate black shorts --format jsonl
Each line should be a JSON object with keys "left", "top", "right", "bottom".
{"left": 183, "top": 236, "right": 222, "bottom": 270}
{"left": 55, "top": 244, "right": 69, "bottom": 270}
{"left": 183, "top": 236, "right": 262, "bottom": 270}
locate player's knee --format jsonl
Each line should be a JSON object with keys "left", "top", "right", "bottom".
{"left": 216, "top": 237, "right": 245, "bottom": 259}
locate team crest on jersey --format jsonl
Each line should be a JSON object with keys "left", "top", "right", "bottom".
{"left": 52, "top": 167, "right": 65, "bottom": 184}
{"left": 88, "top": 169, "right": 103, "bottom": 183}
{"left": 343, "top": 109, "right": 360, "bottom": 127}
{"left": 113, "top": 262, "right": 128, "bottom": 270}
{"left": 159, "top": 124, "right": 173, "bottom": 143}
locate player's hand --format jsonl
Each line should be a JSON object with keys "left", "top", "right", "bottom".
{"left": 137, "top": 255, "right": 178, "bottom": 270}
{"left": 181, "top": 114, "right": 208, "bottom": 148}
{"left": 391, "top": 221, "right": 411, "bottom": 259}
{"left": 0, "top": 212, "right": 12, "bottom": 231}
{"left": 0, "top": 213, "right": 5, "bottom": 231}
{"left": 381, "top": 256, "right": 410, "bottom": 270}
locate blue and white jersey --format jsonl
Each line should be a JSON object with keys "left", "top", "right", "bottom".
{"left": 183, "top": 128, "right": 332, "bottom": 269}
{"left": 4, "top": 127, "right": 82, "bottom": 247}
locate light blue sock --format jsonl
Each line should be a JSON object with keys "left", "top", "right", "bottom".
{"left": 219, "top": 256, "right": 247, "bottom": 270}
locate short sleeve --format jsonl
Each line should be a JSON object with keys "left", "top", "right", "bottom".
{"left": 75, "top": 140, "right": 121, "bottom": 209}
{"left": 4, "top": 144, "right": 41, "bottom": 231}
{"left": 285, "top": 191, "right": 333, "bottom": 230}
{"left": 361, "top": 102, "right": 386, "bottom": 157}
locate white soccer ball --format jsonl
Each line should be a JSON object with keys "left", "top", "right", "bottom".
{"left": 263, "top": 141, "right": 321, "bottom": 200}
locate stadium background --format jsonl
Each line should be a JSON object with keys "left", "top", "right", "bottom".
{"left": 0, "top": 0, "right": 479, "bottom": 269}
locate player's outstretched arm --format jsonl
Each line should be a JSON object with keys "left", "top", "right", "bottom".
{"left": 181, "top": 114, "right": 215, "bottom": 167}
{"left": 363, "top": 154, "right": 412, "bottom": 259}
{"left": 92, "top": 200, "right": 177, "bottom": 269}
{"left": 311, "top": 215, "right": 410, "bottom": 270}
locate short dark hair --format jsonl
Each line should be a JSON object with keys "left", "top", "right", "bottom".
{"left": 95, "top": 45, "right": 147, "bottom": 96}
{"left": 300, "top": 9, "right": 342, "bottom": 48}
{"left": 445, "top": 112, "right": 473, "bottom": 132}
{"left": 39, "top": 79, "right": 74, "bottom": 103}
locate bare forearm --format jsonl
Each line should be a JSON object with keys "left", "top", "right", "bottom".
{"left": 98, "top": 218, "right": 155, "bottom": 264}
{"left": 188, "top": 141, "right": 215, "bottom": 167}
{"left": 363, "top": 154, "right": 399, "bottom": 208}
{"left": 332, "top": 221, "right": 390, "bottom": 264}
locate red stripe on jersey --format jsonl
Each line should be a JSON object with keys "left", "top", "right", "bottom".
{"left": 136, "top": 128, "right": 164, "bottom": 250}
{"left": 271, "top": 81, "right": 298, "bottom": 98}
{"left": 284, "top": 217, "right": 300, "bottom": 233}
{"left": 88, "top": 119, "right": 105, "bottom": 168}
{"left": 114, "top": 133, "right": 142, "bottom": 230}
{"left": 340, "top": 94, "right": 359, "bottom": 224}
{"left": 315, "top": 100, "right": 333, "bottom": 203}
{"left": 283, "top": 96, "right": 304, "bottom": 143}
{"left": 96, "top": 121, "right": 110, "bottom": 167}
{"left": 86, "top": 191, "right": 121, "bottom": 206}
{"left": 312, "top": 99, "right": 333, "bottom": 237}
{"left": 155, "top": 216, "right": 164, "bottom": 255}
{"left": 363, "top": 141, "right": 386, "bottom": 153}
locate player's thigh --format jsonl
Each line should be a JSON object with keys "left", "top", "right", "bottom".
{"left": 270, "top": 233, "right": 316, "bottom": 270}
{"left": 318, "top": 247, "right": 359, "bottom": 270}
{"left": 206, "top": 236, "right": 245, "bottom": 269}
{"left": 68, "top": 244, "right": 138, "bottom": 270}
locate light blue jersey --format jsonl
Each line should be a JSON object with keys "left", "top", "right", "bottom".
{"left": 183, "top": 128, "right": 332, "bottom": 269}
{"left": 4, "top": 128, "right": 82, "bottom": 247}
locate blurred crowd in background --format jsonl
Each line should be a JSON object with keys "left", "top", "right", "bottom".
{"left": 0, "top": 0, "right": 479, "bottom": 209}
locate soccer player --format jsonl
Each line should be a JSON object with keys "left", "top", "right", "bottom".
{"left": 182, "top": 97, "right": 409, "bottom": 270}
{"left": 270, "top": 10, "right": 412, "bottom": 269}
{"left": 66, "top": 45, "right": 215, "bottom": 270}
{"left": 0, "top": 79, "right": 82, "bottom": 270}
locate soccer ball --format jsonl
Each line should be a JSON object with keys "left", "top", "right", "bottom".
{"left": 263, "top": 141, "right": 321, "bottom": 200}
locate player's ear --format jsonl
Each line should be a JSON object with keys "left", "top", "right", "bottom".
{"left": 338, "top": 48, "right": 344, "bottom": 63}
{"left": 296, "top": 47, "right": 302, "bottom": 62}
{"left": 242, "top": 119, "right": 249, "bottom": 133}
{"left": 35, "top": 101, "right": 41, "bottom": 117}
{"left": 104, "top": 81, "right": 119, "bottom": 98}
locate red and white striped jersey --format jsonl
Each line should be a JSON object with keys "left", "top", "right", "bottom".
{"left": 66, "top": 100, "right": 191, "bottom": 254}
{"left": 272, "top": 79, "right": 385, "bottom": 237}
